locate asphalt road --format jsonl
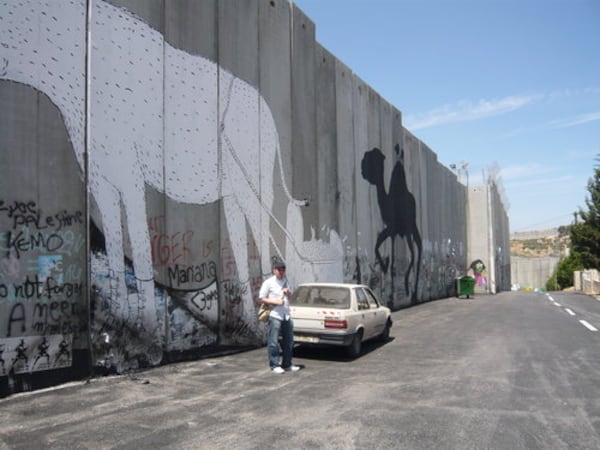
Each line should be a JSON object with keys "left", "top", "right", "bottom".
{"left": 2, "top": 291, "right": 600, "bottom": 449}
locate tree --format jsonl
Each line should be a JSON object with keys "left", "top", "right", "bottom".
{"left": 549, "top": 154, "right": 600, "bottom": 290}
{"left": 570, "top": 154, "right": 600, "bottom": 270}
{"left": 546, "top": 252, "right": 583, "bottom": 291}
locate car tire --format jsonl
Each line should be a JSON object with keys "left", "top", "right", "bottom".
{"left": 346, "top": 330, "right": 362, "bottom": 358}
{"left": 379, "top": 320, "right": 391, "bottom": 342}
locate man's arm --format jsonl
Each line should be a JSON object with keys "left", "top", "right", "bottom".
{"left": 260, "top": 296, "right": 284, "bottom": 306}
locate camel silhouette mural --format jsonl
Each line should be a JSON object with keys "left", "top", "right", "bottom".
{"left": 361, "top": 145, "right": 422, "bottom": 304}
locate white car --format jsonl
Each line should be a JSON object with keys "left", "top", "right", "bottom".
{"left": 289, "top": 283, "right": 392, "bottom": 357}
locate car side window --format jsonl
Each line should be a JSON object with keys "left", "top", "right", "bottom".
{"left": 364, "top": 288, "right": 379, "bottom": 308}
{"left": 355, "top": 288, "right": 370, "bottom": 310}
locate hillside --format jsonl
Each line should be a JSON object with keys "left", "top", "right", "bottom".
{"left": 510, "top": 227, "right": 570, "bottom": 258}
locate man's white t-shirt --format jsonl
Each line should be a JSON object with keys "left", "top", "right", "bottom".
{"left": 259, "top": 275, "right": 291, "bottom": 321}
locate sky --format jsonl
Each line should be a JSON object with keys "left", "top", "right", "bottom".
{"left": 292, "top": 0, "right": 600, "bottom": 233}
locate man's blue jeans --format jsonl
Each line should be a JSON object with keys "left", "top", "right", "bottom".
{"left": 267, "top": 316, "right": 294, "bottom": 369}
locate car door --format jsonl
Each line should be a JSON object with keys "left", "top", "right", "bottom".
{"left": 355, "top": 287, "right": 378, "bottom": 339}
{"left": 363, "top": 287, "right": 386, "bottom": 336}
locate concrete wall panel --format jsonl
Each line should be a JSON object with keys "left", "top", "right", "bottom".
{"left": 163, "top": 0, "right": 220, "bottom": 354}
{"left": 316, "top": 46, "right": 339, "bottom": 234}
{"left": 218, "top": 0, "right": 259, "bottom": 86}
{"left": 166, "top": 0, "right": 217, "bottom": 60}
{"left": 217, "top": 0, "right": 264, "bottom": 345}
{"left": 364, "top": 84, "right": 381, "bottom": 280}
{"left": 467, "top": 184, "right": 510, "bottom": 293}
{"left": 258, "top": 0, "right": 293, "bottom": 261}
{"left": 107, "top": 0, "right": 165, "bottom": 33}
{"left": 291, "top": 5, "right": 318, "bottom": 240}
{"left": 352, "top": 77, "right": 371, "bottom": 286}
{"left": 334, "top": 60, "right": 357, "bottom": 283}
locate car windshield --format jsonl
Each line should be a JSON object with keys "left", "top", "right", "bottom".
{"left": 291, "top": 286, "right": 351, "bottom": 309}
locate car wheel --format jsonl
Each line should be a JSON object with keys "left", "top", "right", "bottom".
{"left": 379, "top": 320, "right": 391, "bottom": 342}
{"left": 346, "top": 330, "right": 362, "bottom": 358}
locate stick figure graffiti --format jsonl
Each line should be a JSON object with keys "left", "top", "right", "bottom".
{"left": 361, "top": 144, "right": 422, "bottom": 305}
{"left": 55, "top": 338, "right": 71, "bottom": 365}
{"left": 33, "top": 337, "right": 51, "bottom": 369}
{"left": 0, "top": 344, "right": 5, "bottom": 374}
{"left": 11, "top": 339, "right": 28, "bottom": 370}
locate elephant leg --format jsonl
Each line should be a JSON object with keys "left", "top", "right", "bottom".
{"left": 222, "top": 196, "right": 254, "bottom": 325}
{"left": 121, "top": 186, "right": 157, "bottom": 333}
{"left": 93, "top": 180, "right": 128, "bottom": 320}
{"left": 243, "top": 190, "right": 271, "bottom": 280}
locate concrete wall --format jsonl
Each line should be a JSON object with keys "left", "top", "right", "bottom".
{"left": 574, "top": 269, "right": 600, "bottom": 295}
{"left": 511, "top": 257, "right": 559, "bottom": 291}
{"left": 467, "top": 183, "right": 511, "bottom": 294}
{"left": 0, "top": 0, "right": 509, "bottom": 394}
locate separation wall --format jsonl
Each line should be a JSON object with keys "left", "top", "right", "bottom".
{"left": 0, "top": 0, "right": 509, "bottom": 395}
{"left": 511, "top": 257, "right": 559, "bottom": 291}
{"left": 467, "top": 183, "right": 511, "bottom": 294}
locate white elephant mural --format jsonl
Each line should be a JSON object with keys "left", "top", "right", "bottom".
{"left": 1, "top": 0, "right": 343, "bottom": 353}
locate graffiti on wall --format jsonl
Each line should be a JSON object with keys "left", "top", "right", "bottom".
{"left": 0, "top": 335, "right": 72, "bottom": 375}
{"left": 1, "top": 0, "right": 343, "bottom": 371}
{"left": 470, "top": 259, "right": 487, "bottom": 287}
{"left": 415, "top": 239, "right": 463, "bottom": 302}
{"left": 147, "top": 215, "right": 195, "bottom": 268}
{"left": 0, "top": 199, "right": 84, "bottom": 372}
{"left": 361, "top": 145, "right": 422, "bottom": 305}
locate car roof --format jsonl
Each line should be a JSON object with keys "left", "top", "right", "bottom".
{"left": 295, "top": 282, "right": 368, "bottom": 290}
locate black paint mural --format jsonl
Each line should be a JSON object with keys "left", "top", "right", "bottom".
{"left": 361, "top": 145, "right": 422, "bottom": 305}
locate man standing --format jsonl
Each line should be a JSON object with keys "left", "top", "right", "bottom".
{"left": 259, "top": 260, "right": 301, "bottom": 374}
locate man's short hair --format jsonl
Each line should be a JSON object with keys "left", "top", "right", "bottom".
{"left": 272, "top": 260, "right": 286, "bottom": 270}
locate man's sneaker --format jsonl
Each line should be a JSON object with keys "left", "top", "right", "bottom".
{"left": 284, "top": 365, "right": 301, "bottom": 372}
{"left": 271, "top": 366, "right": 285, "bottom": 374}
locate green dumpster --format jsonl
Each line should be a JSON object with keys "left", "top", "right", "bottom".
{"left": 456, "top": 276, "right": 475, "bottom": 298}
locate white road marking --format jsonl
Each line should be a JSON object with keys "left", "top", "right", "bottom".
{"left": 565, "top": 308, "right": 576, "bottom": 316}
{"left": 548, "top": 296, "right": 554, "bottom": 301}
{"left": 553, "top": 302, "right": 562, "bottom": 307}
{"left": 579, "top": 320, "right": 598, "bottom": 332}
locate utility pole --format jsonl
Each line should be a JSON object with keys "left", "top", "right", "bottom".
{"left": 487, "top": 182, "right": 496, "bottom": 294}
